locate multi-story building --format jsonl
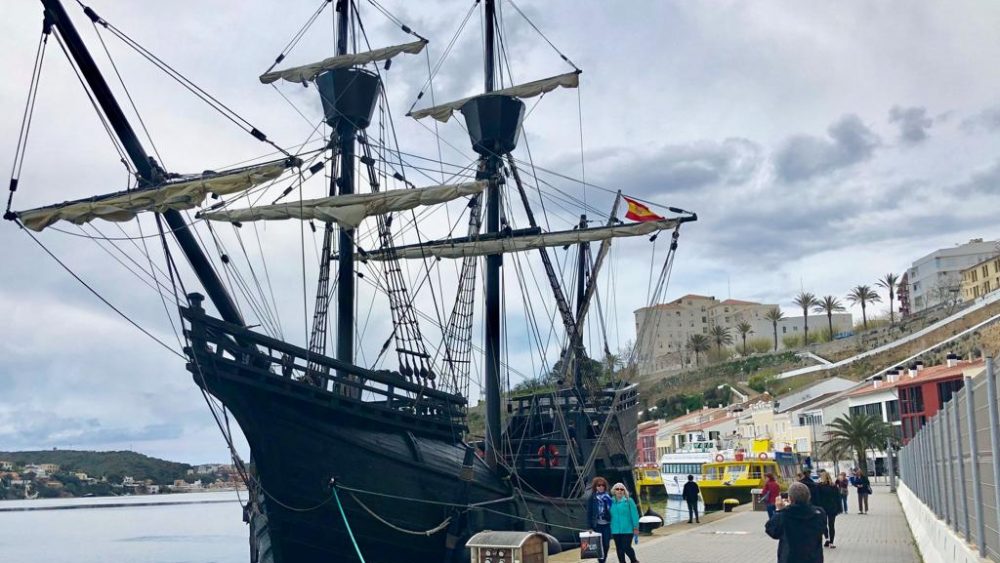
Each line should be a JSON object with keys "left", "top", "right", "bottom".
{"left": 906, "top": 238, "right": 998, "bottom": 313}
{"left": 635, "top": 295, "right": 852, "bottom": 375}
{"left": 960, "top": 256, "right": 1000, "bottom": 302}
{"left": 897, "top": 358, "right": 984, "bottom": 443}
{"left": 898, "top": 272, "right": 911, "bottom": 318}
{"left": 636, "top": 421, "right": 660, "bottom": 466}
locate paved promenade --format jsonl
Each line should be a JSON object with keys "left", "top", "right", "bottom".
{"left": 555, "top": 485, "right": 920, "bottom": 563}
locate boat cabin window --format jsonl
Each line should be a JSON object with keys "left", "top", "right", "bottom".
{"left": 662, "top": 463, "right": 704, "bottom": 475}
{"left": 723, "top": 464, "right": 748, "bottom": 481}
{"left": 702, "top": 465, "right": 721, "bottom": 480}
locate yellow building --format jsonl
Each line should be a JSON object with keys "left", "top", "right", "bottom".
{"left": 961, "top": 256, "right": 1000, "bottom": 302}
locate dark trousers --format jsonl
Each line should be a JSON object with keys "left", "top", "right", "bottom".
{"left": 766, "top": 503, "right": 776, "bottom": 519}
{"left": 612, "top": 533, "right": 638, "bottom": 563}
{"left": 825, "top": 513, "right": 837, "bottom": 544}
{"left": 858, "top": 493, "right": 869, "bottom": 513}
{"left": 686, "top": 498, "right": 699, "bottom": 522}
{"left": 595, "top": 523, "right": 612, "bottom": 563}
{"left": 840, "top": 493, "right": 849, "bottom": 513}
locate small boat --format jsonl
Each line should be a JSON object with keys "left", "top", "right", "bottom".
{"left": 633, "top": 464, "right": 666, "bottom": 511}
{"left": 696, "top": 450, "right": 798, "bottom": 508}
{"left": 659, "top": 439, "right": 721, "bottom": 497}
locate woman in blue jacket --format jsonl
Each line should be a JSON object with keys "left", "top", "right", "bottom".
{"left": 609, "top": 482, "right": 640, "bottom": 563}
{"left": 586, "top": 477, "right": 613, "bottom": 563}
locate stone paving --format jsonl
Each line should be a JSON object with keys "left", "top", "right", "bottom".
{"left": 554, "top": 485, "right": 921, "bottom": 563}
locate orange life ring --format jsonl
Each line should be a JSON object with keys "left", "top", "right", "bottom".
{"left": 758, "top": 452, "right": 768, "bottom": 460}
{"left": 537, "top": 444, "right": 560, "bottom": 468}
{"left": 714, "top": 453, "right": 725, "bottom": 462}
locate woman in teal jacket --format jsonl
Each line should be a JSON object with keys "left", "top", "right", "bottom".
{"left": 609, "top": 482, "right": 640, "bottom": 563}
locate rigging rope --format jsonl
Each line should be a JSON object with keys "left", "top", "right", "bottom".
{"left": 5, "top": 21, "right": 50, "bottom": 221}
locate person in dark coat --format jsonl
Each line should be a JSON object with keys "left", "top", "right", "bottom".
{"left": 586, "top": 476, "right": 613, "bottom": 563}
{"left": 799, "top": 467, "right": 818, "bottom": 501}
{"left": 765, "top": 482, "right": 828, "bottom": 563}
{"left": 816, "top": 470, "right": 842, "bottom": 548}
{"left": 682, "top": 474, "right": 700, "bottom": 523}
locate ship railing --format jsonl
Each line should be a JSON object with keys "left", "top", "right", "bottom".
{"left": 508, "top": 384, "right": 639, "bottom": 416}
{"left": 181, "top": 300, "right": 467, "bottom": 428}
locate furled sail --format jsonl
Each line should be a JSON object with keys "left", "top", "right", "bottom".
{"left": 259, "top": 40, "right": 428, "bottom": 84}
{"left": 17, "top": 161, "right": 290, "bottom": 232}
{"left": 408, "top": 71, "right": 581, "bottom": 123}
{"left": 361, "top": 218, "right": 678, "bottom": 261}
{"left": 200, "top": 181, "right": 486, "bottom": 229}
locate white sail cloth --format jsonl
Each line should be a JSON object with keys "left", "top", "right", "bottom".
{"left": 200, "top": 181, "right": 486, "bottom": 229}
{"left": 259, "top": 40, "right": 428, "bottom": 84}
{"left": 18, "top": 163, "right": 289, "bottom": 232}
{"left": 408, "top": 71, "right": 581, "bottom": 123}
{"left": 362, "top": 219, "right": 678, "bottom": 261}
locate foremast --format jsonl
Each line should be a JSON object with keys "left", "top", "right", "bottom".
{"left": 38, "top": 0, "right": 245, "bottom": 328}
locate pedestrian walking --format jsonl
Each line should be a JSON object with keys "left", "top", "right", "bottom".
{"left": 682, "top": 474, "right": 700, "bottom": 523}
{"left": 765, "top": 482, "right": 828, "bottom": 563}
{"left": 799, "top": 467, "right": 818, "bottom": 501}
{"left": 816, "top": 470, "right": 842, "bottom": 548}
{"left": 586, "top": 476, "right": 613, "bottom": 563}
{"left": 855, "top": 469, "right": 871, "bottom": 514}
{"left": 835, "top": 472, "right": 850, "bottom": 514}
{"left": 762, "top": 472, "right": 781, "bottom": 520}
{"left": 609, "top": 482, "right": 640, "bottom": 563}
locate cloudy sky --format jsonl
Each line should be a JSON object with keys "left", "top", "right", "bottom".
{"left": 2, "top": 0, "right": 999, "bottom": 463}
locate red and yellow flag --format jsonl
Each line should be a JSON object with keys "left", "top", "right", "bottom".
{"left": 623, "top": 196, "right": 664, "bottom": 222}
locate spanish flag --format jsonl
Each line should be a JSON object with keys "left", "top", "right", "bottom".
{"left": 623, "top": 196, "right": 664, "bottom": 222}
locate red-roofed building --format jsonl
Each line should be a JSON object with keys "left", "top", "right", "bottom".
{"left": 897, "top": 358, "right": 985, "bottom": 443}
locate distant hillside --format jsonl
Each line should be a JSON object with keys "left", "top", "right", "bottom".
{"left": 0, "top": 450, "right": 192, "bottom": 485}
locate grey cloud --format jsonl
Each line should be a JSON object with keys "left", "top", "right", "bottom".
{"left": 889, "top": 105, "right": 932, "bottom": 145}
{"left": 774, "top": 115, "right": 880, "bottom": 183}
{"left": 954, "top": 158, "right": 1000, "bottom": 196}
{"left": 0, "top": 410, "right": 184, "bottom": 450}
{"left": 583, "top": 137, "right": 763, "bottom": 198}
{"left": 960, "top": 105, "right": 1000, "bottom": 134}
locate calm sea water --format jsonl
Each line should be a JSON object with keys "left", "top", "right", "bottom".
{"left": 0, "top": 491, "right": 705, "bottom": 562}
{"left": 0, "top": 491, "right": 248, "bottom": 563}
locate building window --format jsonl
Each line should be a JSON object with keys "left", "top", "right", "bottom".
{"left": 938, "top": 379, "right": 965, "bottom": 409}
{"left": 849, "top": 403, "right": 884, "bottom": 419}
{"left": 886, "top": 399, "right": 900, "bottom": 422}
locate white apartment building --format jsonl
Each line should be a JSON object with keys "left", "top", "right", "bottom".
{"left": 907, "top": 238, "right": 998, "bottom": 313}
{"left": 635, "top": 295, "right": 853, "bottom": 375}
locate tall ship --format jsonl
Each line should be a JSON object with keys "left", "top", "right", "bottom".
{"left": 7, "top": 1, "right": 696, "bottom": 562}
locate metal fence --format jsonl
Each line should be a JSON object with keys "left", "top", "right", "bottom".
{"left": 899, "top": 357, "right": 1000, "bottom": 561}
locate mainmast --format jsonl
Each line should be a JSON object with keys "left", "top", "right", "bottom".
{"left": 482, "top": 0, "right": 502, "bottom": 469}
{"left": 334, "top": 0, "right": 357, "bottom": 384}
{"left": 39, "top": 0, "right": 245, "bottom": 327}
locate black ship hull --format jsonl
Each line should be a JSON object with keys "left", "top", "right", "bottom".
{"left": 182, "top": 304, "right": 617, "bottom": 563}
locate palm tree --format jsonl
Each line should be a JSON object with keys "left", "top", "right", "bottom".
{"left": 847, "top": 285, "right": 882, "bottom": 330}
{"left": 735, "top": 321, "right": 753, "bottom": 355}
{"left": 709, "top": 325, "right": 733, "bottom": 351}
{"left": 793, "top": 291, "right": 820, "bottom": 346}
{"left": 813, "top": 295, "right": 846, "bottom": 342}
{"left": 764, "top": 307, "right": 784, "bottom": 351}
{"left": 688, "top": 334, "right": 711, "bottom": 366}
{"left": 877, "top": 273, "right": 900, "bottom": 324}
{"left": 823, "top": 413, "right": 892, "bottom": 473}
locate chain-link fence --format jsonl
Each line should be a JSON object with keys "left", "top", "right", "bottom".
{"left": 899, "top": 357, "right": 1000, "bottom": 561}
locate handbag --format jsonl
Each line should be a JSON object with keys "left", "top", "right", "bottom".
{"left": 579, "top": 531, "right": 604, "bottom": 560}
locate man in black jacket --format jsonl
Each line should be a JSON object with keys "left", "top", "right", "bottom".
{"left": 765, "top": 482, "right": 827, "bottom": 563}
{"left": 682, "top": 474, "right": 700, "bottom": 523}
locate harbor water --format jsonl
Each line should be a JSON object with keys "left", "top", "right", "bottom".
{"left": 0, "top": 491, "right": 248, "bottom": 562}
{"left": 0, "top": 491, "right": 707, "bottom": 561}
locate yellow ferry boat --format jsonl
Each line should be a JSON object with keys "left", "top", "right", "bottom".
{"left": 697, "top": 449, "right": 799, "bottom": 508}
{"left": 633, "top": 463, "right": 666, "bottom": 510}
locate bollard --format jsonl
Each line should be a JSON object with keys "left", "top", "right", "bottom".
{"left": 965, "top": 376, "right": 986, "bottom": 556}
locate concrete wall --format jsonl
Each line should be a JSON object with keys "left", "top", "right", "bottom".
{"left": 897, "top": 481, "right": 989, "bottom": 563}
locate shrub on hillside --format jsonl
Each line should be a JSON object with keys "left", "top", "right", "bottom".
{"left": 747, "top": 338, "right": 772, "bottom": 354}
{"left": 782, "top": 335, "right": 801, "bottom": 349}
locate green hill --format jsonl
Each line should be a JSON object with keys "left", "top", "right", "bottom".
{"left": 0, "top": 450, "right": 192, "bottom": 485}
